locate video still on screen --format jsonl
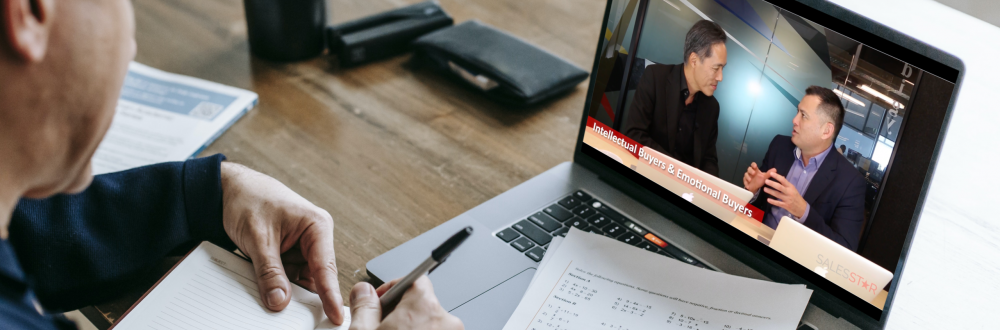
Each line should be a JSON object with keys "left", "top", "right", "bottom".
{"left": 582, "top": 0, "right": 956, "bottom": 309}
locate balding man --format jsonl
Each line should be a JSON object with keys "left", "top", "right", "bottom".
{"left": 0, "top": 0, "right": 461, "bottom": 329}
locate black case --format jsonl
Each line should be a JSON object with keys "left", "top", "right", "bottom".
{"left": 413, "top": 21, "right": 590, "bottom": 106}
{"left": 326, "top": 1, "right": 453, "bottom": 67}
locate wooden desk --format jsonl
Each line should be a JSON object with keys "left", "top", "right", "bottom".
{"left": 82, "top": 0, "right": 606, "bottom": 327}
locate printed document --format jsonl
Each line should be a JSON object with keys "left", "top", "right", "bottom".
{"left": 92, "top": 62, "right": 258, "bottom": 175}
{"left": 112, "top": 242, "right": 349, "bottom": 330}
{"left": 504, "top": 228, "right": 812, "bottom": 330}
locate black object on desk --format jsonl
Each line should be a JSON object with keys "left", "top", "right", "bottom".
{"left": 244, "top": 0, "right": 327, "bottom": 62}
{"left": 412, "top": 20, "right": 589, "bottom": 106}
{"left": 327, "top": 1, "right": 453, "bottom": 67}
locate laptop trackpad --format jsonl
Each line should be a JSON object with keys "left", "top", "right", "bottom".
{"left": 448, "top": 267, "right": 536, "bottom": 330}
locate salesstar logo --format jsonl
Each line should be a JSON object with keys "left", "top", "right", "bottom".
{"left": 816, "top": 254, "right": 879, "bottom": 294}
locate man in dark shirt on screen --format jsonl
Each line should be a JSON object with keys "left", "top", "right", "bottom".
{"left": 0, "top": 0, "right": 461, "bottom": 329}
{"left": 621, "top": 20, "right": 728, "bottom": 176}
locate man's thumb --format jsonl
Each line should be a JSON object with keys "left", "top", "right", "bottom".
{"left": 249, "top": 249, "right": 292, "bottom": 311}
{"left": 349, "top": 282, "right": 382, "bottom": 330}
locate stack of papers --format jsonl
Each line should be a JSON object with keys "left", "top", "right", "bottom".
{"left": 503, "top": 228, "right": 813, "bottom": 330}
{"left": 92, "top": 62, "right": 258, "bottom": 175}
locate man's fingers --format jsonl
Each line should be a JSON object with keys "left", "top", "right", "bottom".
{"left": 301, "top": 214, "right": 345, "bottom": 325}
{"left": 395, "top": 276, "right": 440, "bottom": 313}
{"left": 348, "top": 282, "right": 382, "bottom": 330}
{"left": 281, "top": 247, "right": 308, "bottom": 264}
{"left": 763, "top": 187, "right": 785, "bottom": 199}
{"left": 376, "top": 278, "right": 404, "bottom": 297}
{"left": 767, "top": 198, "right": 787, "bottom": 209}
{"left": 764, "top": 179, "right": 784, "bottom": 194}
{"left": 770, "top": 172, "right": 789, "bottom": 185}
{"left": 247, "top": 245, "right": 292, "bottom": 312}
{"left": 293, "top": 278, "right": 318, "bottom": 293}
{"left": 751, "top": 162, "right": 759, "bottom": 171}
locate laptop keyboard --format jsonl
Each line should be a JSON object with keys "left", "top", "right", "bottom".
{"left": 494, "top": 190, "right": 708, "bottom": 269}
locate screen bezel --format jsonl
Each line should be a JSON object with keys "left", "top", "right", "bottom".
{"left": 572, "top": 0, "right": 963, "bottom": 327}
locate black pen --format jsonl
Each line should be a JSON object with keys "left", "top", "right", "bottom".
{"left": 379, "top": 226, "right": 473, "bottom": 309}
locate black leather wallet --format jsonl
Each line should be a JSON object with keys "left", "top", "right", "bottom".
{"left": 413, "top": 20, "right": 589, "bottom": 106}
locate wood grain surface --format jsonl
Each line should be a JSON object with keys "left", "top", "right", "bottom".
{"left": 87, "top": 0, "right": 605, "bottom": 326}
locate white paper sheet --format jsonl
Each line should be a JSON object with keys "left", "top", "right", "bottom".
{"left": 112, "top": 242, "right": 349, "bottom": 330}
{"left": 91, "top": 62, "right": 258, "bottom": 175}
{"left": 504, "top": 228, "right": 812, "bottom": 330}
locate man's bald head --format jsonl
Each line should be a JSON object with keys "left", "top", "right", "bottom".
{"left": 0, "top": 0, "right": 136, "bottom": 199}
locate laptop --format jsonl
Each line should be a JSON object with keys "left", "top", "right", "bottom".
{"left": 367, "top": 0, "right": 962, "bottom": 329}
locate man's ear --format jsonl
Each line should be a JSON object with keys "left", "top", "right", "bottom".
{"left": 1, "top": 0, "right": 55, "bottom": 62}
{"left": 687, "top": 52, "right": 699, "bottom": 66}
{"left": 822, "top": 122, "right": 836, "bottom": 140}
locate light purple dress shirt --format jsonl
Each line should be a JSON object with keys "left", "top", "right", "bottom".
{"left": 758, "top": 143, "right": 835, "bottom": 230}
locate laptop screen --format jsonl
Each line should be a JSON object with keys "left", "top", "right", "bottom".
{"left": 578, "top": 0, "right": 959, "bottom": 320}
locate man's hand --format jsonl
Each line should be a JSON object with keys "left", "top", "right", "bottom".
{"left": 220, "top": 162, "right": 345, "bottom": 325}
{"left": 763, "top": 172, "right": 808, "bottom": 219}
{"left": 349, "top": 276, "right": 464, "bottom": 330}
{"left": 742, "top": 162, "right": 772, "bottom": 193}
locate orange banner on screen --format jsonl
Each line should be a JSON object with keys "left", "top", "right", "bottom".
{"left": 585, "top": 117, "right": 763, "bottom": 223}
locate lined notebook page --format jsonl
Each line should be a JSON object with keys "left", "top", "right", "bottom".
{"left": 113, "top": 242, "right": 349, "bottom": 330}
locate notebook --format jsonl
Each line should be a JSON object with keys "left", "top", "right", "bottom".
{"left": 111, "top": 242, "right": 350, "bottom": 330}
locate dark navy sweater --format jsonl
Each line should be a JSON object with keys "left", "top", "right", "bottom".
{"left": 0, "top": 154, "right": 237, "bottom": 329}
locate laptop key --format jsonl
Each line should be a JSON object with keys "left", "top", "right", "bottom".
{"left": 528, "top": 212, "right": 562, "bottom": 232}
{"left": 510, "top": 237, "right": 535, "bottom": 252}
{"left": 573, "top": 190, "right": 593, "bottom": 202}
{"left": 622, "top": 220, "right": 648, "bottom": 236}
{"left": 637, "top": 241, "right": 658, "bottom": 252}
{"left": 543, "top": 204, "right": 574, "bottom": 222}
{"left": 495, "top": 228, "right": 520, "bottom": 243}
{"left": 512, "top": 220, "right": 552, "bottom": 246}
{"left": 525, "top": 247, "right": 546, "bottom": 262}
{"left": 586, "top": 214, "right": 611, "bottom": 227}
{"left": 587, "top": 227, "right": 605, "bottom": 236}
{"left": 571, "top": 205, "right": 596, "bottom": 219}
{"left": 558, "top": 196, "right": 582, "bottom": 209}
{"left": 617, "top": 232, "right": 641, "bottom": 246}
{"left": 551, "top": 227, "right": 569, "bottom": 237}
{"left": 663, "top": 244, "right": 697, "bottom": 264}
{"left": 603, "top": 223, "right": 624, "bottom": 237}
{"left": 594, "top": 203, "right": 625, "bottom": 222}
{"left": 657, "top": 249, "right": 676, "bottom": 260}
{"left": 566, "top": 217, "right": 589, "bottom": 231}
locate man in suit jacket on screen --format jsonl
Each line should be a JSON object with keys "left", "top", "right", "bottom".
{"left": 621, "top": 20, "right": 727, "bottom": 176}
{"left": 743, "top": 86, "right": 866, "bottom": 251}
